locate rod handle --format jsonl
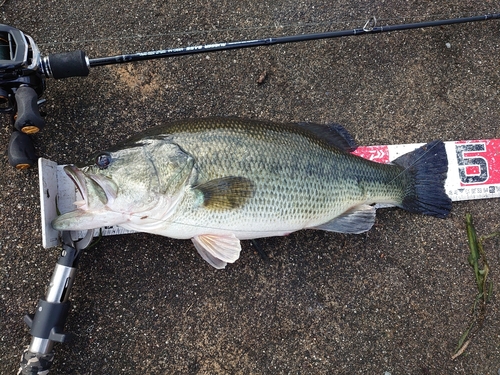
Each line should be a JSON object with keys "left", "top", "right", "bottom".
{"left": 44, "top": 50, "right": 90, "bottom": 79}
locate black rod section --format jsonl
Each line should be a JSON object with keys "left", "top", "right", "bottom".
{"left": 88, "top": 13, "right": 500, "bottom": 67}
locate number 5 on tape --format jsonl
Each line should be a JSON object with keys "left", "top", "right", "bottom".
{"left": 354, "top": 139, "right": 500, "bottom": 202}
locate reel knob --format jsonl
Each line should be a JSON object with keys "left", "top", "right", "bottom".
{"left": 8, "top": 131, "right": 36, "bottom": 169}
{"left": 14, "top": 85, "right": 45, "bottom": 134}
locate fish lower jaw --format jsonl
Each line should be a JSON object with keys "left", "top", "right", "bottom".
{"left": 52, "top": 209, "right": 130, "bottom": 232}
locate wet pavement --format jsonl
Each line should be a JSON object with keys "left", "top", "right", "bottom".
{"left": 1, "top": 1, "right": 500, "bottom": 374}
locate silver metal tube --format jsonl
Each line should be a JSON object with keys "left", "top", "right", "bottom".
{"left": 27, "top": 262, "right": 76, "bottom": 354}
{"left": 46, "top": 263, "right": 76, "bottom": 303}
{"left": 28, "top": 336, "right": 53, "bottom": 355}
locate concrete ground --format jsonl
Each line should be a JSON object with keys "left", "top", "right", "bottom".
{"left": 1, "top": 1, "right": 500, "bottom": 374}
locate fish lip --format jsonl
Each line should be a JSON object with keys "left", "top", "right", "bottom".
{"left": 64, "top": 165, "right": 89, "bottom": 209}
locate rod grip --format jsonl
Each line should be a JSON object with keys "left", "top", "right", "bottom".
{"left": 46, "top": 50, "right": 90, "bottom": 79}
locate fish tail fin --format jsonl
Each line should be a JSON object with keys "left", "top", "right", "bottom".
{"left": 392, "top": 140, "right": 452, "bottom": 218}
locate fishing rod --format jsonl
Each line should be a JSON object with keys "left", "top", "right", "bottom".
{"left": 88, "top": 13, "right": 500, "bottom": 66}
{"left": 3, "top": 12, "right": 500, "bottom": 169}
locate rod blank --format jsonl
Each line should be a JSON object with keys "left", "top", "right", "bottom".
{"left": 88, "top": 13, "right": 500, "bottom": 68}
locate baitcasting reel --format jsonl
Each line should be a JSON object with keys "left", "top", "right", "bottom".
{"left": 0, "top": 24, "right": 89, "bottom": 169}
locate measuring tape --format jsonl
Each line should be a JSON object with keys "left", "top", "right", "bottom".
{"left": 352, "top": 139, "right": 500, "bottom": 201}
{"left": 39, "top": 139, "right": 500, "bottom": 249}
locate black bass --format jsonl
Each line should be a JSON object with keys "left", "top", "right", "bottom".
{"left": 52, "top": 117, "right": 451, "bottom": 268}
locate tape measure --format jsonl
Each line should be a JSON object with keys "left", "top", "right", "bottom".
{"left": 352, "top": 139, "right": 500, "bottom": 201}
{"left": 39, "top": 139, "right": 500, "bottom": 249}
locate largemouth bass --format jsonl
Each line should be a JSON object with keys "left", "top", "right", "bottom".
{"left": 52, "top": 117, "right": 451, "bottom": 268}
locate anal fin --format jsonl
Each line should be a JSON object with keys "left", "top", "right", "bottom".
{"left": 311, "top": 204, "right": 376, "bottom": 234}
{"left": 192, "top": 233, "right": 242, "bottom": 269}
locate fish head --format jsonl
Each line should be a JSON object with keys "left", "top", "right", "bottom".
{"left": 52, "top": 137, "right": 195, "bottom": 231}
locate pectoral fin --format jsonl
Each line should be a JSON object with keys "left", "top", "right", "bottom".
{"left": 192, "top": 233, "right": 242, "bottom": 269}
{"left": 311, "top": 204, "right": 376, "bottom": 234}
{"left": 194, "top": 176, "right": 255, "bottom": 210}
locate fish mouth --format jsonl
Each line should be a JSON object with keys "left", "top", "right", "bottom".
{"left": 64, "top": 165, "right": 118, "bottom": 210}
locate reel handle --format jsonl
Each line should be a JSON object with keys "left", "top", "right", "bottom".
{"left": 14, "top": 86, "right": 45, "bottom": 134}
{"left": 8, "top": 86, "right": 44, "bottom": 169}
{"left": 8, "top": 131, "right": 36, "bottom": 169}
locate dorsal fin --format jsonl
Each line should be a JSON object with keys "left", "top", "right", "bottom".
{"left": 296, "top": 122, "right": 357, "bottom": 152}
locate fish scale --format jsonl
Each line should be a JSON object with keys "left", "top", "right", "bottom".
{"left": 135, "top": 118, "right": 411, "bottom": 233}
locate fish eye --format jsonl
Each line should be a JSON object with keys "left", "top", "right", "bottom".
{"left": 95, "top": 153, "right": 112, "bottom": 169}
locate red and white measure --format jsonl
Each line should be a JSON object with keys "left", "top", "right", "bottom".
{"left": 353, "top": 139, "right": 500, "bottom": 202}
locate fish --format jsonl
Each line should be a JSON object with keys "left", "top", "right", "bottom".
{"left": 52, "top": 117, "right": 452, "bottom": 269}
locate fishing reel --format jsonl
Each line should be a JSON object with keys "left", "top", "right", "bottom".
{"left": 0, "top": 24, "right": 89, "bottom": 169}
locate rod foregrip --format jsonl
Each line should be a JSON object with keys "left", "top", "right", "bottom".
{"left": 18, "top": 349, "right": 55, "bottom": 375}
{"left": 43, "top": 50, "right": 90, "bottom": 79}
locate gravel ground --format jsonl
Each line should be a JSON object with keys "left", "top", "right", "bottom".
{"left": 1, "top": 1, "right": 500, "bottom": 374}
